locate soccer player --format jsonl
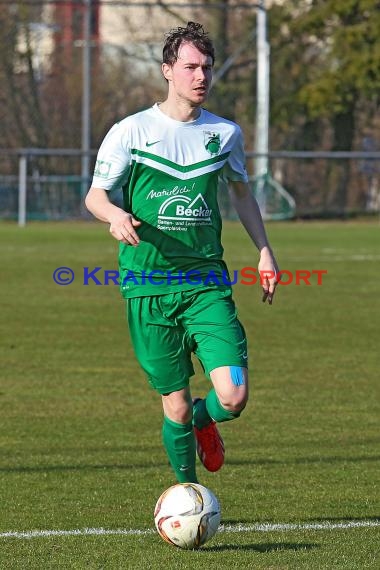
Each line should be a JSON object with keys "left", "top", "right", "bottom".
{"left": 85, "top": 22, "right": 278, "bottom": 484}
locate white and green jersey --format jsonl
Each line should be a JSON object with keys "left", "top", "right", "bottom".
{"left": 92, "top": 103, "right": 248, "bottom": 298}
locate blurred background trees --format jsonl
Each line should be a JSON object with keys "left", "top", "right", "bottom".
{"left": 1, "top": 1, "right": 379, "bottom": 150}
{"left": 0, "top": 0, "right": 379, "bottom": 215}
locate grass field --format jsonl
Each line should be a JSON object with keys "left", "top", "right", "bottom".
{"left": 0, "top": 220, "right": 379, "bottom": 569}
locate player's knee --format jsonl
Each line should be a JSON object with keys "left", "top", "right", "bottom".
{"left": 226, "top": 366, "right": 248, "bottom": 412}
{"left": 214, "top": 366, "right": 249, "bottom": 413}
{"left": 236, "top": 390, "right": 248, "bottom": 412}
{"left": 221, "top": 391, "right": 248, "bottom": 413}
{"left": 174, "top": 404, "right": 193, "bottom": 424}
{"left": 165, "top": 399, "right": 192, "bottom": 424}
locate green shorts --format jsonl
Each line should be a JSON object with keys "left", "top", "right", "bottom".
{"left": 127, "top": 288, "right": 247, "bottom": 394}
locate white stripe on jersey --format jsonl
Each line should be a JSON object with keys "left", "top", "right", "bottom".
{"left": 92, "top": 104, "right": 248, "bottom": 192}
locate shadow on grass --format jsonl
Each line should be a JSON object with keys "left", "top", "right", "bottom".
{"left": 227, "top": 454, "right": 380, "bottom": 466}
{"left": 2, "top": 453, "right": 379, "bottom": 475}
{"left": 202, "top": 542, "right": 320, "bottom": 553}
{"left": 0, "top": 462, "right": 169, "bottom": 474}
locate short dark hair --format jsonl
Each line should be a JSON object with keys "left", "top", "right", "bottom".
{"left": 163, "top": 21, "right": 215, "bottom": 66}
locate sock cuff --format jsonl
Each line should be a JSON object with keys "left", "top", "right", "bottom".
{"left": 206, "top": 389, "right": 241, "bottom": 423}
{"left": 163, "top": 415, "right": 193, "bottom": 431}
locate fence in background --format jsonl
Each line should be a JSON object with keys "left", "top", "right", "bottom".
{"left": 1, "top": 148, "right": 380, "bottom": 225}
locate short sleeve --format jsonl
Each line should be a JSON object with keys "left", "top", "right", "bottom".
{"left": 221, "top": 127, "right": 249, "bottom": 183}
{"left": 91, "top": 122, "right": 132, "bottom": 192}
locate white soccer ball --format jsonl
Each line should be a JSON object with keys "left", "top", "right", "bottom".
{"left": 154, "top": 483, "right": 221, "bottom": 549}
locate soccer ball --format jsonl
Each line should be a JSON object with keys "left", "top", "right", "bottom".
{"left": 154, "top": 483, "right": 221, "bottom": 549}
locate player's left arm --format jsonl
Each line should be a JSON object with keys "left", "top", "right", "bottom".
{"left": 229, "top": 180, "right": 279, "bottom": 304}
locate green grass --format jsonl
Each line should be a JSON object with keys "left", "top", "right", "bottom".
{"left": 0, "top": 220, "right": 379, "bottom": 569}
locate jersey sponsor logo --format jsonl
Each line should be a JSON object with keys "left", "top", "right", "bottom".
{"left": 146, "top": 183, "right": 195, "bottom": 200}
{"left": 146, "top": 140, "right": 162, "bottom": 147}
{"left": 94, "top": 160, "right": 112, "bottom": 179}
{"left": 204, "top": 131, "right": 221, "bottom": 156}
{"left": 157, "top": 193, "right": 213, "bottom": 229}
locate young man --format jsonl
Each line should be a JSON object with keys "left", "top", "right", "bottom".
{"left": 85, "top": 22, "right": 278, "bottom": 484}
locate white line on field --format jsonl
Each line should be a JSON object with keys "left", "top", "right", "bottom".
{"left": 220, "top": 520, "right": 380, "bottom": 532}
{"left": 0, "top": 520, "right": 379, "bottom": 540}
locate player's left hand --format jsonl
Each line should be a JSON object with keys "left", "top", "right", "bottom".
{"left": 258, "top": 247, "right": 279, "bottom": 305}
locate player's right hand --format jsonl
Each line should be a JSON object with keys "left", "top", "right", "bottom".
{"left": 109, "top": 210, "right": 141, "bottom": 246}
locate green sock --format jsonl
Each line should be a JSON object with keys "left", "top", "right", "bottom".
{"left": 193, "top": 389, "right": 241, "bottom": 429}
{"left": 162, "top": 416, "right": 198, "bottom": 483}
{"left": 193, "top": 398, "right": 212, "bottom": 429}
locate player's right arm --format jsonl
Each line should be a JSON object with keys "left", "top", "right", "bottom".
{"left": 85, "top": 120, "right": 141, "bottom": 245}
{"left": 85, "top": 187, "right": 141, "bottom": 246}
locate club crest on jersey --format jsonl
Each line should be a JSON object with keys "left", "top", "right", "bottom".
{"left": 204, "top": 131, "right": 221, "bottom": 156}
